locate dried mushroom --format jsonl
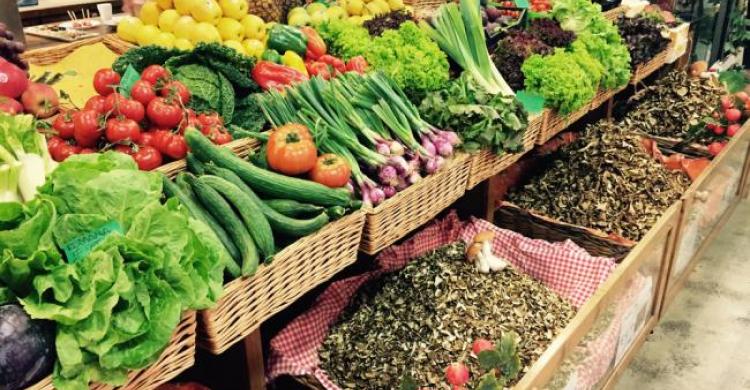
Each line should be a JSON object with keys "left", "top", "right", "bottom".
{"left": 507, "top": 121, "right": 689, "bottom": 241}
{"left": 319, "top": 243, "right": 576, "bottom": 389}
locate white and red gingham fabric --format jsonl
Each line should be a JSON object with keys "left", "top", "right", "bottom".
{"left": 267, "top": 211, "right": 618, "bottom": 388}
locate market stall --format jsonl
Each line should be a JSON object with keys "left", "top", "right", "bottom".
{"left": 1, "top": 0, "right": 749, "bottom": 388}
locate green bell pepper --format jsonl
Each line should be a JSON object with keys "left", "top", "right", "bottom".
{"left": 267, "top": 24, "right": 308, "bottom": 57}
{"left": 261, "top": 49, "right": 283, "bottom": 64}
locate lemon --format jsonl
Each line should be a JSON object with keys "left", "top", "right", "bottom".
{"left": 139, "top": 1, "right": 161, "bottom": 25}
{"left": 156, "top": 0, "right": 173, "bottom": 9}
{"left": 191, "top": 22, "right": 222, "bottom": 43}
{"left": 153, "top": 31, "right": 176, "bottom": 48}
{"left": 306, "top": 2, "right": 327, "bottom": 14}
{"left": 364, "top": 2, "right": 382, "bottom": 15}
{"left": 136, "top": 24, "right": 161, "bottom": 45}
{"left": 240, "top": 14, "right": 266, "bottom": 40}
{"left": 172, "top": 15, "right": 196, "bottom": 39}
{"left": 326, "top": 5, "right": 347, "bottom": 20}
{"left": 346, "top": 0, "right": 364, "bottom": 15}
{"left": 174, "top": 38, "right": 194, "bottom": 50}
{"left": 387, "top": 0, "right": 404, "bottom": 10}
{"left": 287, "top": 12, "right": 310, "bottom": 26}
{"left": 223, "top": 40, "right": 247, "bottom": 55}
{"left": 219, "top": 0, "right": 248, "bottom": 20}
{"left": 372, "top": 0, "right": 390, "bottom": 13}
{"left": 242, "top": 38, "right": 265, "bottom": 58}
{"left": 116, "top": 16, "right": 143, "bottom": 42}
{"left": 174, "top": 0, "right": 197, "bottom": 14}
{"left": 217, "top": 17, "right": 244, "bottom": 41}
{"left": 191, "top": 0, "right": 223, "bottom": 24}
{"left": 158, "top": 9, "right": 181, "bottom": 32}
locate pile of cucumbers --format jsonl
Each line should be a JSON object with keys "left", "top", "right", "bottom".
{"left": 163, "top": 129, "right": 356, "bottom": 277}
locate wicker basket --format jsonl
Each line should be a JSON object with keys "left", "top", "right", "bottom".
{"left": 537, "top": 105, "right": 590, "bottom": 145}
{"left": 360, "top": 154, "right": 470, "bottom": 254}
{"left": 156, "top": 138, "right": 261, "bottom": 178}
{"left": 199, "top": 211, "right": 366, "bottom": 354}
{"left": 630, "top": 40, "right": 675, "bottom": 85}
{"left": 465, "top": 114, "right": 542, "bottom": 190}
{"left": 602, "top": 6, "right": 624, "bottom": 21}
{"left": 26, "top": 311, "right": 197, "bottom": 390}
{"left": 494, "top": 202, "right": 635, "bottom": 262}
{"left": 22, "top": 34, "right": 134, "bottom": 65}
{"left": 588, "top": 86, "right": 626, "bottom": 112}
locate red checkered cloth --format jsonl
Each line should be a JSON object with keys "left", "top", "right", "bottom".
{"left": 267, "top": 211, "right": 617, "bottom": 389}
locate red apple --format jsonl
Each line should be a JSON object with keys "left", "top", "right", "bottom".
{"left": 0, "top": 96, "right": 23, "bottom": 114}
{"left": 472, "top": 339, "right": 495, "bottom": 356}
{"left": 0, "top": 57, "right": 29, "bottom": 99}
{"left": 721, "top": 95, "right": 733, "bottom": 110}
{"left": 21, "top": 83, "right": 59, "bottom": 118}
{"left": 445, "top": 363, "right": 470, "bottom": 386}
{"left": 727, "top": 124, "right": 741, "bottom": 137}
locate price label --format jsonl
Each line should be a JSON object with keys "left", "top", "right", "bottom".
{"left": 119, "top": 65, "right": 140, "bottom": 98}
{"left": 61, "top": 221, "right": 123, "bottom": 263}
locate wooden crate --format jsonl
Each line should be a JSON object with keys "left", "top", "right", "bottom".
{"left": 27, "top": 311, "right": 197, "bottom": 390}
{"left": 630, "top": 40, "right": 675, "bottom": 85}
{"left": 660, "top": 121, "right": 750, "bottom": 314}
{"left": 359, "top": 154, "right": 470, "bottom": 254}
{"left": 537, "top": 105, "right": 590, "bottom": 145}
{"left": 22, "top": 34, "right": 134, "bottom": 64}
{"left": 515, "top": 202, "right": 682, "bottom": 389}
{"left": 465, "top": 115, "right": 542, "bottom": 190}
{"left": 199, "top": 211, "right": 366, "bottom": 354}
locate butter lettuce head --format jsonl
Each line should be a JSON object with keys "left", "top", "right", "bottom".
{"left": 0, "top": 152, "right": 226, "bottom": 390}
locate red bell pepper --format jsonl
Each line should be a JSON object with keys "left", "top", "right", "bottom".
{"left": 346, "top": 56, "right": 368, "bottom": 74}
{"left": 300, "top": 26, "right": 327, "bottom": 61}
{"left": 306, "top": 61, "right": 333, "bottom": 80}
{"left": 318, "top": 55, "right": 346, "bottom": 75}
{"left": 252, "top": 61, "right": 309, "bottom": 91}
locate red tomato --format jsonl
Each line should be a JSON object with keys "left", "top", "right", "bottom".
{"left": 106, "top": 117, "right": 142, "bottom": 143}
{"left": 120, "top": 99, "right": 145, "bottom": 122}
{"left": 93, "top": 68, "right": 121, "bottom": 96}
{"left": 130, "top": 80, "right": 157, "bottom": 106}
{"left": 141, "top": 65, "right": 171, "bottom": 86}
{"left": 47, "top": 136, "right": 64, "bottom": 152}
{"left": 105, "top": 92, "right": 128, "bottom": 114}
{"left": 73, "top": 109, "right": 102, "bottom": 148}
{"left": 114, "top": 144, "right": 134, "bottom": 154}
{"left": 84, "top": 95, "right": 108, "bottom": 113}
{"left": 210, "top": 130, "right": 232, "bottom": 145}
{"left": 147, "top": 97, "right": 183, "bottom": 129}
{"left": 150, "top": 129, "right": 173, "bottom": 151}
{"left": 138, "top": 131, "right": 155, "bottom": 146}
{"left": 707, "top": 141, "right": 725, "bottom": 156}
{"left": 133, "top": 145, "right": 163, "bottom": 170}
{"left": 160, "top": 80, "right": 191, "bottom": 105}
{"left": 178, "top": 115, "right": 202, "bottom": 134}
{"left": 162, "top": 133, "right": 188, "bottom": 159}
{"left": 52, "top": 110, "right": 76, "bottom": 139}
{"left": 198, "top": 112, "right": 223, "bottom": 127}
{"left": 266, "top": 124, "right": 317, "bottom": 175}
{"left": 52, "top": 143, "right": 81, "bottom": 161}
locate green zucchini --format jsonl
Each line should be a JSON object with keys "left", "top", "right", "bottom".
{"left": 185, "top": 128, "right": 351, "bottom": 207}
{"left": 188, "top": 173, "right": 259, "bottom": 276}
{"left": 206, "top": 165, "right": 330, "bottom": 237}
{"left": 200, "top": 175, "right": 275, "bottom": 261}
{"left": 264, "top": 199, "right": 325, "bottom": 218}
{"left": 186, "top": 153, "right": 206, "bottom": 175}
{"left": 164, "top": 175, "right": 241, "bottom": 277}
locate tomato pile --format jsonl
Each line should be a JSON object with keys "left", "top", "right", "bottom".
{"left": 47, "top": 65, "right": 233, "bottom": 170}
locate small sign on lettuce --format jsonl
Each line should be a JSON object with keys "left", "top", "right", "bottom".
{"left": 119, "top": 65, "right": 140, "bottom": 98}
{"left": 61, "top": 221, "right": 123, "bottom": 263}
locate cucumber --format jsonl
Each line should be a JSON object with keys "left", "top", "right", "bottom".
{"left": 188, "top": 173, "right": 260, "bottom": 276}
{"left": 186, "top": 153, "right": 206, "bottom": 175}
{"left": 264, "top": 199, "right": 325, "bottom": 218}
{"left": 186, "top": 128, "right": 351, "bottom": 207}
{"left": 200, "top": 175, "right": 275, "bottom": 261}
{"left": 164, "top": 175, "right": 241, "bottom": 277}
{"left": 206, "top": 165, "right": 330, "bottom": 237}
{"left": 325, "top": 206, "right": 347, "bottom": 220}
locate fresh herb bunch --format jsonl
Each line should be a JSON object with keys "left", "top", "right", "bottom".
{"left": 492, "top": 31, "right": 552, "bottom": 91}
{"left": 616, "top": 15, "right": 669, "bottom": 66}
{"left": 419, "top": 72, "right": 528, "bottom": 154}
{"left": 363, "top": 10, "right": 413, "bottom": 36}
{"left": 522, "top": 47, "right": 603, "bottom": 113}
{"left": 527, "top": 18, "right": 576, "bottom": 48}
{"left": 364, "top": 21, "right": 450, "bottom": 98}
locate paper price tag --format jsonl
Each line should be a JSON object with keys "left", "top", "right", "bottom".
{"left": 61, "top": 221, "right": 123, "bottom": 263}
{"left": 119, "top": 65, "right": 140, "bottom": 98}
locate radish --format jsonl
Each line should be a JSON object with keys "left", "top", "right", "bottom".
{"left": 713, "top": 125, "right": 725, "bottom": 135}
{"left": 445, "top": 363, "right": 470, "bottom": 386}
{"left": 708, "top": 141, "right": 725, "bottom": 156}
{"left": 736, "top": 91, "right": 749, "bottom": 102}
{"left": 727, "top": 124, "right": 741, "bottom": 137}
{"left": 472, "top": 339, "right": 494, "bottom": 356}
{"left": 725, "top": 108, "right": 741, "bottom": 122}
{"left": 721, "top": 95, "right": 733, "bottom": 110}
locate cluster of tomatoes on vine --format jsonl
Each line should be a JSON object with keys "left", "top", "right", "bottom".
{"left": 48, "top": 64, "right": 232, "bottom": 170}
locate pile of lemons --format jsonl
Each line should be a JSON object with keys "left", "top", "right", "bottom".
{"left": 287, "top": 0, "right": 407, "bottom": 27}
{"left": 117, "top": 0, "right": 270, "bottom": 57}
